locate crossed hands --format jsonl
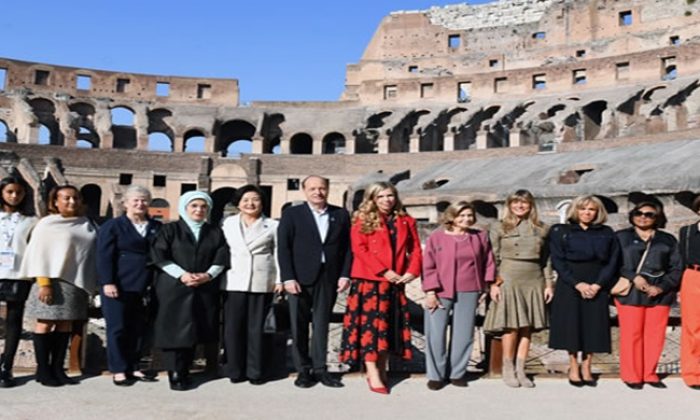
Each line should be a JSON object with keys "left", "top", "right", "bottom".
{"left": 180, "top": 272, "right": 211, "bottom": 287}
{"left": 575, "top": 282, "right": 601, "bottom": 299}
{"left": 632, "top": 275, "right": 663, "bottom": 298}
{"left": 383, "top": 270, "right": 416, "bottom": 285}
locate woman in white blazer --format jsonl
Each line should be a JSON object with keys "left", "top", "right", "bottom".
{"left": 221, "top": 185, "right": 282, "bottom": 385}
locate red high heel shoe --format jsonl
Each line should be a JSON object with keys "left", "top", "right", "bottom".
{"left": 367, "top": 378, "right": 389, "bottom": 394}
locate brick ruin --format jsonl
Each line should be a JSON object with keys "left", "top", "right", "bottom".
{"left": 1, "top": 0, "right": 699, "bottom": 372}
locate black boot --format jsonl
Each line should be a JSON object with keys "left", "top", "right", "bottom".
{"left": 0, "top": 354, "right": 16, "bottom": 388}
{"left": 168, "top": 370, "right": 190, "bottom": 391}
{"left": 32, "top": 333, "right": 61, "bottom": 387}
{"left": 51, "top": 332, "right": 79, "bottom": 385}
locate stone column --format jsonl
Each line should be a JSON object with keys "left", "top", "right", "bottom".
{"left": 251, "top": 135, "right": 264, "bottom": 154}
{"left": 204, "top": 135, "right": 216, "bottom": 153}
{"left": 173, "top": 134, "right": 185, "bottom": 153}
{"left": 666, "top": 107, "right": 678, "bottom": 131}
{"left": 476, "top": 128, "right": 488, "bottom": 150}
{"left": 343, "top": 132, "right": 355, "bottom": 155}
{"left": 280, "top": 137, "right": 290, "bottom": 154}
{"left": 409, "top": 135, "right": 420, "bottom": 153}
{"left": 443, "top": 132, "right": 455, "bottom": 151}
{"left": 508, "top": 129, "right": 521, "bottom": 147}
{"left": 377, "top": 135, "right": 389, "bottom": 154}
{"left": 313, "top": 138, "right": 323, "bottom": 155}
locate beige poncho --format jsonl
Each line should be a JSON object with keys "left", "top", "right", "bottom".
{"left": 19, "top": 214, "right": 98, "bottom": 293}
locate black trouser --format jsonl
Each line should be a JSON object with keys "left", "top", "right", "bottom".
{"left": 223, "top": 291, "right": 273, "bottom": 381}
{"left": 288, "top": 266, "right": 337, "bottom": 374}
{"left": 101, "top": 291, "right": 147, "bottom": 373}
{"left": 161, "top": 348, "right": 195, "bottom": 373}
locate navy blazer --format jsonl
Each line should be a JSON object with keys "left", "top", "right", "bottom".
{"left": 97, "top": 215, "right": 162, "bottom": 293}
{"left": 277, "top": 203, "right": 352, "bottom": 286}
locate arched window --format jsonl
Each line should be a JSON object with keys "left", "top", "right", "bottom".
{"left": 290, "top": 133, "right": 313, "bottom": 154}
{"left": 184, "top": 129, "right": 206, "bottom": 153}
{"left": 225, "top": 140, "right": 252, "bottom": 158}
{"left": 111, "top": 106, "right": 135, "bottom": 126}
{"left": 322, "top": 132, "right": 346, "bottom": 154}
{"left": 148, "top": 132, "right": 173, "bottom": 152}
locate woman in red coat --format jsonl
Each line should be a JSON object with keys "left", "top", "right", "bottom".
{"left": 339, "top": 181, "right": 422, "bottom": 394}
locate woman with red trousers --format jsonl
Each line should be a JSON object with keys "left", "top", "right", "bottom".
{"left": 339, "top": 182, "right": 422, "bottom": 395}
{"left": 615, "top": 201, "right": 682, "bottom": 389}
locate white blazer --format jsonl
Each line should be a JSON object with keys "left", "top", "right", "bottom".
{"left": 221, "top": 214, "right": 280, "bottom": 292}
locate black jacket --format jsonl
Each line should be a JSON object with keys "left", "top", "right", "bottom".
{"left": 616, "top": 228, "right": 682, "bottom": 306}
{"left": 150, "top": 220, "right": 230, "bottom": 348}
{"left": 277, "top": 203, "right": 351, "bottom": 285}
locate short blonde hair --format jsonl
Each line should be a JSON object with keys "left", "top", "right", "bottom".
{"left": 566, "top": 195, "right": 608, "bottom": 225}
{"left": 442, "top": 201, "right": 476, "bottom": 230}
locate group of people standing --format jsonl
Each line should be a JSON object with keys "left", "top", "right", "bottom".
{"left": 1, "top": 174, "right": 699, "bottom": 394}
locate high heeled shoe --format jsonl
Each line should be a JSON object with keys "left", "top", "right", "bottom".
{"left": 367, "top": 378, "right": 389, "bottom": 394}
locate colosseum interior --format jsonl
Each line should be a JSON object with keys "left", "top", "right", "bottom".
{"left": 1, "top": 0, "right": 699, "bottom": 373}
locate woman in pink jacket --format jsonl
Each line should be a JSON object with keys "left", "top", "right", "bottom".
{"left": 422, "top": 201, "right": 496, "bottom": 390}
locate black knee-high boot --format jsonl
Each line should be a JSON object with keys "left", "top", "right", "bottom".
{"left": 51, "top": 332, "right": 79, "bottom": 385}
{"left": 1, "top": 301, "right": 26, "bottom": 388}
{"left": 32, "top": 333, "right": 61, "bottom": 387}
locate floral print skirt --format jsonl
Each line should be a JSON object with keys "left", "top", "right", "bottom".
{"left": 339, "top": 279, "right": 412, "bottom": 369}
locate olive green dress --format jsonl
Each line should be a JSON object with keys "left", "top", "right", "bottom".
{"left": 483, "top": 221, "right": 553, "bottom": 333}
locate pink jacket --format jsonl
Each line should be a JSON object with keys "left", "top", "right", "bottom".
{"left": 422, "top": 228, "right": 496, "bottom": 299}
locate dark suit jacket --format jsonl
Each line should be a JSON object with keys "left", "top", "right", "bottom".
{"left": 97, "top": 215, "right": 162, "bottom": 293}
{"left": 277, "top": 203, "right": 351, "bottom": 286}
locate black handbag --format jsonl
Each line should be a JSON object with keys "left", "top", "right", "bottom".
{"left": 263, "top": 292, "right": 290, "bottom": 334}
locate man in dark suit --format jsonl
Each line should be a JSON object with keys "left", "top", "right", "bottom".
{"left": 277, "top": 175, "right": 351, "bottom": 388}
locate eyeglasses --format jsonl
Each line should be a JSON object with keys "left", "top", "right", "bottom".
{"left": 632, "top": 211, "right": 657, "bottom": 219}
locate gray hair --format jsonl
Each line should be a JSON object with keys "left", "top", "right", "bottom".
{"left": 122, "top": 185, "right": 152, "bottom": 202}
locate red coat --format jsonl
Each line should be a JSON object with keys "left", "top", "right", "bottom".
{"left": 350, "top": 214, "right": 422, "bottom": 281}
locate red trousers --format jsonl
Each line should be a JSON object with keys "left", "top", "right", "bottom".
{"left": 681, "top": 269, "right": 700, "bottom": 386}
{"left": 615, "top": 299, "right": 669, "bottom": 383}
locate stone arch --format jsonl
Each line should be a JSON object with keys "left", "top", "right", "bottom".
{"left": 110, "top": 105, "right": 135, "bottom": 125}
{"left": 322, "top": 132, "right": 346, "bottom": 154}
{"left": 111, "top": 105, "right": 137, "bottom": 149}
{"left": 352, "top": 189, "right": 365, "bottom": 212}
{"left": 290, "top": 133, "right": 313, "bottom": 155}
{"left": 148, "top": 132, "right": 173, "bottom": 151}
{"left": 674, "top": 191, "right": 698, "bottom": 211}
{"left": 69, "top": 102, "right": 99, "bottom": 146}
{"left": 77, "top": 126, "right": 99, "bottom": 148}
{"left": 211, "top": 187, "right": 237, "bottom": 226}
{"left": 215, "top": 119, "right": 256, "bottom": 156}
{"left": 150, "top": 198, "right": 170, "bottom": 221}
{"left": 80, "top": 183, "right": 102, "bottom": 220}
{"left": 184, "top": 128, "right": 207, "bottom": 153}
{"left": 556, "top": 199, "right": 572, "bottom": 223}
{"left": 628, "top": 191, "right": 662, "bottom": 208}
{"left": 581, "top": 100, "right": 607, "bottom": 140}
{"left": 260, "top": 113, "right": 285, "bottom": 154}
{"left": 38, "top": 124, "right": 52, "bottom": 145}
{"left": 472, "top": 200, "right": 498, "bottom": 219}
{"left": 595, "top": 195, "right": 618, "bottom": 214}
{"left": 642, "top": 85, "right": 667, "bottom": 102}
{"left": 29, "top": 97, "right": 63, "bottom": 145}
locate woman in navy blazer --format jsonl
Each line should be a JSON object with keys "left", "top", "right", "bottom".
{"left": 97, "top": 186, "right": 161, "bottom": 386}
